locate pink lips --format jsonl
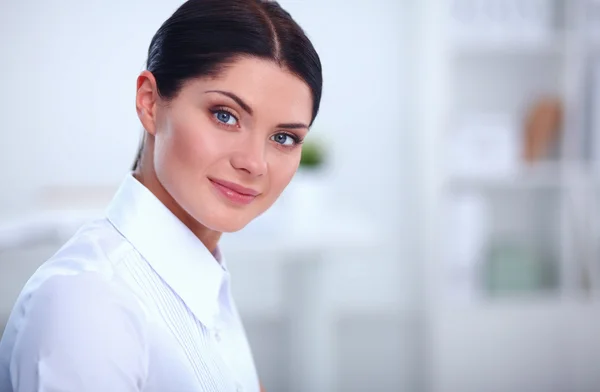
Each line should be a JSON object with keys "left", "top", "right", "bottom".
{"left": 209, "top": 178, "right": 259, "bottom": 205}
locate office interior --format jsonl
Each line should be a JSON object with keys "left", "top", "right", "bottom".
{"left": 2, "top": 1, "right": 600, "bottom": 391}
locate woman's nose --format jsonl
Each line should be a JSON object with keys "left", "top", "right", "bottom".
{"left": 230, "top": 140, "right": 268, "bottom": 177}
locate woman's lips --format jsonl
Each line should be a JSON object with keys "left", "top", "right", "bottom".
{"left": 209, "top": 178, "right": 259, "bottom": 205}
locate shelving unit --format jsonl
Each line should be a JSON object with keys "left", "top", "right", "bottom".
{"left": 421, "top": 0, "right": 600, "bottom": 304}
{"left": 416, "top": 1, "right": 600, "bottom": 391}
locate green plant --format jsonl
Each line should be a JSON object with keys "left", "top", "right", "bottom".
{"left": 299, "top": 139, "right": 325, "bottom": 169}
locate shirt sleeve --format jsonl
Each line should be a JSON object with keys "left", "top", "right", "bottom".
{"left": 8, "top": 272, "right": 148, "bottom": 392}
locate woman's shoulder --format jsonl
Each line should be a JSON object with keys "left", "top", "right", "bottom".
{"left": 0, "top": 271, "right": 149, "bottom": 391}
{"left": 8, "top": 263, "right": 148, "bottom": 345}
{"left": 0, "top": 217, "right": 151, "bottom": 391}
{"left": 23, "top": 216, "right": 140, "bottom": 287}
{"left": 5, "top": 217, "right": 147, "bottom": 348}
{"left": 17, "top": 270, "right": 146, "bottom": 327}
{"left": 51, "top": 217, "right": 134, "bottom": 271}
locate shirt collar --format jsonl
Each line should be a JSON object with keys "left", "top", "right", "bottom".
{"left": 105, "top": 174, "right": 226, "bottom": 329}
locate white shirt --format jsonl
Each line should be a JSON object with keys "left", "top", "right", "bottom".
{"left": 0, "top": 174, "right": 260, "bottom": 392}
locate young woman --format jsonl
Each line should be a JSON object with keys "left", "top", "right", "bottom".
{"left": 0, "top": 0, "right": 322, "bottom": 391}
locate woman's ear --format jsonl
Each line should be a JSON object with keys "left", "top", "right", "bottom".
{"left": 136, "top": 70, "right": 159, "bottom": 136}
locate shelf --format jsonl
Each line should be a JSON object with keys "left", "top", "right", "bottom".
{"left": 431, "top": 294, "right": 600, "bottom": 312}
{"left": 450, "top": 35, "right": 564, "bottom": 57}
{"left": 444, "top": 161, "right": 600, "bottom": 192}
{"left": 445, "top": 166, "right": 566, "bottom": 191}
{"left": 446, "top": 175, "right": 563, "bottom": 192}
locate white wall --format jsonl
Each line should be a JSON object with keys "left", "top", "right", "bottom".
{"left": 0, "top": 0, "right": 175, "bottom": 217}
{"left": 281, "top": 0, "right": 418, "bottom": 310}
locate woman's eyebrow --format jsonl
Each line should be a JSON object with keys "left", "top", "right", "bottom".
{"left": 278, "top": 123, "right": 309, "bottom": 130}
{"left": 205, "top": 90, "right": 309, "bottom": 129}
{"left": 204, "top": 90, "right": 253, "bottom": 115}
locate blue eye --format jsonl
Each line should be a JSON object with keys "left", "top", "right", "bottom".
{"left": 213, "top": 110, "right": 238, "bottom": 126}
{"left": 271, "top": 133, "right": 299, "bottom": 146}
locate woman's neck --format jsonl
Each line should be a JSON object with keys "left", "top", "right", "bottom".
{"left": 133, "top": 159, "right": 222, "bottom": 256}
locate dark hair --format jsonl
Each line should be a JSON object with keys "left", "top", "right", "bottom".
{"left": 132, "top": 0, "right": 323, "bottom": 170}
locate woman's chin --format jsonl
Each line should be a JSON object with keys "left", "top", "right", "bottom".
{"left": 202, "top": 215, "right": 252, "bottom": 234}
{"left": 220, "top": 225, "right": 246, "bottom": 234}
{"left": 213, "top": 221, "right": 246, "bottom": 233}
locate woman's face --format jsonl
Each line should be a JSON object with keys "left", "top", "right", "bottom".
{"left": 138, "top": 57, "right": 313, "bottom": 232}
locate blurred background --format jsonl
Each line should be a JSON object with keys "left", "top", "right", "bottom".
{"left": 2, "top": 0, "right": 600, "bottom": 391}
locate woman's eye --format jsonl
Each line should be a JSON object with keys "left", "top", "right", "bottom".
{"left": 271, "top": 133, "right": 297, "bottom": 146}
{"left": 213, "top": 110, "right": 238, "bottom": 126}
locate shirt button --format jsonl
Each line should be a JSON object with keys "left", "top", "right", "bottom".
{"left": 236, "top": 384, "right": 243, "bottom": 392}
{"left": 214, "top": 330, "right": 222, "bottom": 342}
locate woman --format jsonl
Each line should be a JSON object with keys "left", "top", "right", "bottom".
{"left": 0, "top": 0, "right": 322, "bottom": 391}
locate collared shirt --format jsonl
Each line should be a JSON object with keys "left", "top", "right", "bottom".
{"left": 0, "top": 174, "right": 260, "bottom": 392}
